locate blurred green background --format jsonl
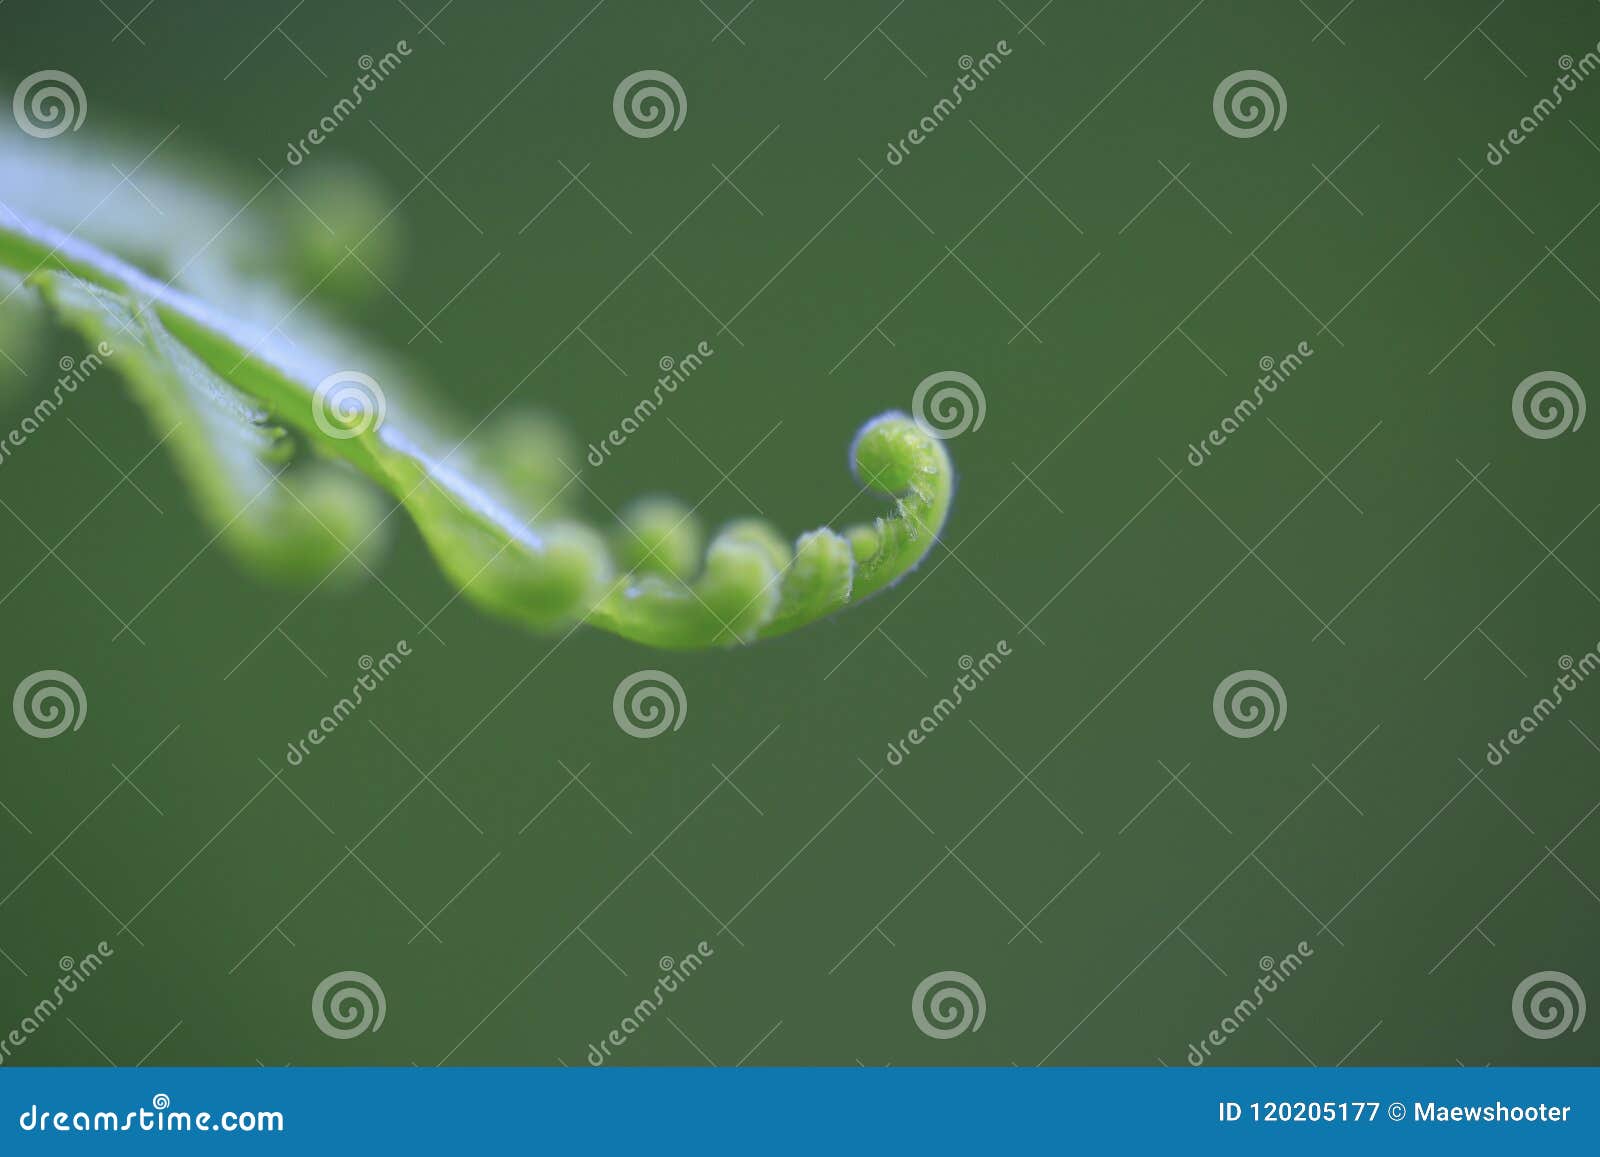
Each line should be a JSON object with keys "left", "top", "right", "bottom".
{"left": 1, "top": 0, "right": 1598, "bottom": 1066}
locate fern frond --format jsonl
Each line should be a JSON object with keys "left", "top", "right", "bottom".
{"left": 0, "top": 209, "right": 953, "bottom": 648}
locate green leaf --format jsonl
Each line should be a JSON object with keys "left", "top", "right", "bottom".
{"left": 0, "top": 205, "right": 954, "bottom": 649}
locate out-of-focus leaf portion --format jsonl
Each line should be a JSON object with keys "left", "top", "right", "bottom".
{"left": 36, "top": 271, "right": 389, "bottom": 584}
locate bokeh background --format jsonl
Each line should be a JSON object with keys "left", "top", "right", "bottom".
{"left": 1, "top": 0, "right": 1598, "bottom": 1066}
